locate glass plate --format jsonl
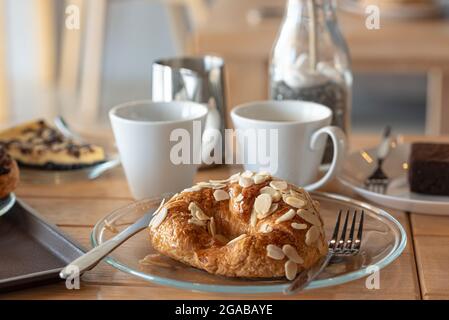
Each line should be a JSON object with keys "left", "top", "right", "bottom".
{"left": 91, "top": 192, "right": 407, "bottom": 294}
{"left": 0, "top": 193, "right": 16, "bottom": 217}
{"left": 19, "top": 157, "right": 120, "bottom": 184}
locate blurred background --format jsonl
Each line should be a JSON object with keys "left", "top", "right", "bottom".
{"left": 0, "top": 0, "right": 448, "bottom": 139}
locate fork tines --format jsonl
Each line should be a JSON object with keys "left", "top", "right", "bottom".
{"left": 329, "top": 209, "right": 364, "bottom": 256}
{"left": 365, "top": 179, "right": 388, "bottom": 194}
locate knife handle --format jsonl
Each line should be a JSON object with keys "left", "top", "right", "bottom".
{"left": 60, "top": 229, "right": 130, "bottom": 279}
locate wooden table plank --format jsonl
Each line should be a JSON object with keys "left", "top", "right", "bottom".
{"left": 21, "top": 197, "right": 133, "bottom": 227}
{"left": 413, "top": 236, "right": 449, "bottom": 300}
{"left": 410, "top": 212, "right": 449, "bottom": 300}
{"left": 16, "top": 168, "right": 132, "bottom": 200}
{"left": 411, "top": 214, "right": 449, "bottom": 237}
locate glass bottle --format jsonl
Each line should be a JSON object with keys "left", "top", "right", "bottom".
{"left": 269, "top": 0, "right": 352, "bottom": 162}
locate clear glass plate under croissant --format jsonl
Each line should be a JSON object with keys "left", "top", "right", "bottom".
{"left": 91, "top": 192, "right": 406, "bottom": 294}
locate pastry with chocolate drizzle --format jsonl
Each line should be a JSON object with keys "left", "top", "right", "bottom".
{"left": 0, "top": 146, "right": 19, "bottom": 198}
{"left": 0, "top": 120, "right": 106, "bottom": 170}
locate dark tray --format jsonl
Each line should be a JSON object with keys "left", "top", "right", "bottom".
{"left": 0, "top": 199, "right": 85, "bottom": 292}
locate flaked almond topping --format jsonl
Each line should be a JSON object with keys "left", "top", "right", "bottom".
{"left": 291, "top": 222, "right": 308, "bottom": 230}
{"left": 260, "top": 186, "right": 281, "bottom": 202}
{"left": 297, "top": 209, "right": 322, "bottom": 226}
{"left": 197, "top": 181, "right": 226, "bottom": 189}
{"left": 239, "top": 176, "right": 254, "bottom": 188}
{"left": 275, "top": 209, "right": 296, "bottom": 224}
{"left": 257, "top": 203, "right": 278, "bottom": 219}
{"left": 139, "top": 253, "right": 158, "bottom": 265}
{"left": 152, "top": 198, "right": 166, "bottom": 216}
{"left": 285, "top": 196, "right": 306, "bottom": 209}
{"left": 139, "top": 254, "right": 172, "bottom": 268}
{"left": 194, "top": 209, "right": 210, "bottom": 221}
{"left": 208, "top": 217, "right": 216, "bottom": 237}
{"left": 282, "top": 245, "right": 304, "bottom": 264}
{"left": 258, "top": 171, "right": 271, "bottom": 177}
{"left": 164, "top": 199, "right": 184, "bottom": 210}
{"left": 319, "top": 226, "right": 325, "bottom": 235}
{"left": 165, "top": 193, "right": 178, "bottom": 205}
{"left": 188, "top": 202, "right": 196, "bottom": 211}
{"left": 212, "top": 183, "right": 226, "bottom": 189}
{"left": 305, "top": 225, "right": 320, "bottom": 246}
{"left": 150, "top": 207, "right": 168, "bottom": 230}
{"left": 254, "top": 193, "right": 272, "bottom": 215}
{"left": 213, "top": 189, "right": 230, "bottom": 201}
{"left": 289, "top": 189, "right": 303, "bottom": 199}
{"left": 227, "top": 234, "right": 247, "bottom": 246}
{"left": 182, "top": 185, "right": 202, "bottom": 193}
{"left": 241, "top": 170, "right": 254, "bottom": 178}
{"left": 197, "top": 181, "right": 212, "bottom": 187}
{"left": 214, "top": 234, "right": 229, "bottom": 244}
{"left": 266, "top": 244, "right": 285, "bottom": 260}
{"left": 188, "top": 218, "right": 207, "bottom": 227}
{"left": 259, "top": 223, "right": 273, "bottom": 233}
{"left": 285, "top": 260, "right": 298, "bottom": 280}
{"left": 229, "top": 172, "right": 241, "bottom": 183}
{"left": 235, "top": 193, "right": 244, "bottom": 202}
{"left": 318, "top": 240, "right": 328, "bottom": 255}
{"left": 250, "top": 207, "right": 258, "bottom": 227}
{"left": 270, "top": 180, "right": 288, "bottom": 191}
{"left": 209, "top": 178, "right": 230, "bottom": 184}
{"left": 188, "top": 202, "right": 210, "bottom": 221}
{"left": 253, "top": 174, "right": 268, "bottom": 184}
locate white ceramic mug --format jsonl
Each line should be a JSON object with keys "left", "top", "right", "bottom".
{"left": 231, "top": 100, "right": 346, "bottom": 191}
{"left": 110, "top": 100, "right": 208, "bottom": 199}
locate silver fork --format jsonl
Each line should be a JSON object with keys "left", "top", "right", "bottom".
{"left": 364, "top": 126, "right": 392, "bottom": 194}
{"left": 54, "top": 116, "right": 84, "bottom": 141}
{"left": 284, "top": 209, "right": 365, "bottom": 295}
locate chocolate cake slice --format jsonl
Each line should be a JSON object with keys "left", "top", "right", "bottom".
{"left": 0, "top": 120, "right": 106, "bottom": 170}
{"left": 408, "top": 142, "right": 449, "bottom": 196}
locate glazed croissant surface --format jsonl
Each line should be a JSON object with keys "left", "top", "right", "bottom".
{"left": 148, "top": 171, "right": 327, "bottom": 280}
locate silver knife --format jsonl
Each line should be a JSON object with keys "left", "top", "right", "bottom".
{"left": 60, "top": 210, "right": 155, "bottom": 279}
{"left": 284, "top": 252, "right": 333, "bottom": 295}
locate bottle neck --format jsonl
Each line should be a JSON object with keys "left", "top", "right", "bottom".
{"left": 285, "top": 0, "right": 335, "bottom": 19}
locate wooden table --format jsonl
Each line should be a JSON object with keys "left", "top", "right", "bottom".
{"left": 193, "top": 0, "right": 449, "bottom": 134}
{"left": 1, "top": 135, "right": 449, "bottom": 300}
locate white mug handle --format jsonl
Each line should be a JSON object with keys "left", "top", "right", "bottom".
{"left": 304, "top": 126, "right": 347, "bottom": 191}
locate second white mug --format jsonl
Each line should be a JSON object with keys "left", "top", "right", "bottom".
{"left": 231, "top": 100, "right": 346, "bottom": 191}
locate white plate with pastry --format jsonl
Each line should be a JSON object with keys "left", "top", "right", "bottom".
{"left": 339, "top": 141, "right": 449, "bottom": 216}
{"left": 91, "top": 172, "right": 406, "bottom": 293}
{"left": 0, "top": 119, "right": 119, "bottom": 184}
